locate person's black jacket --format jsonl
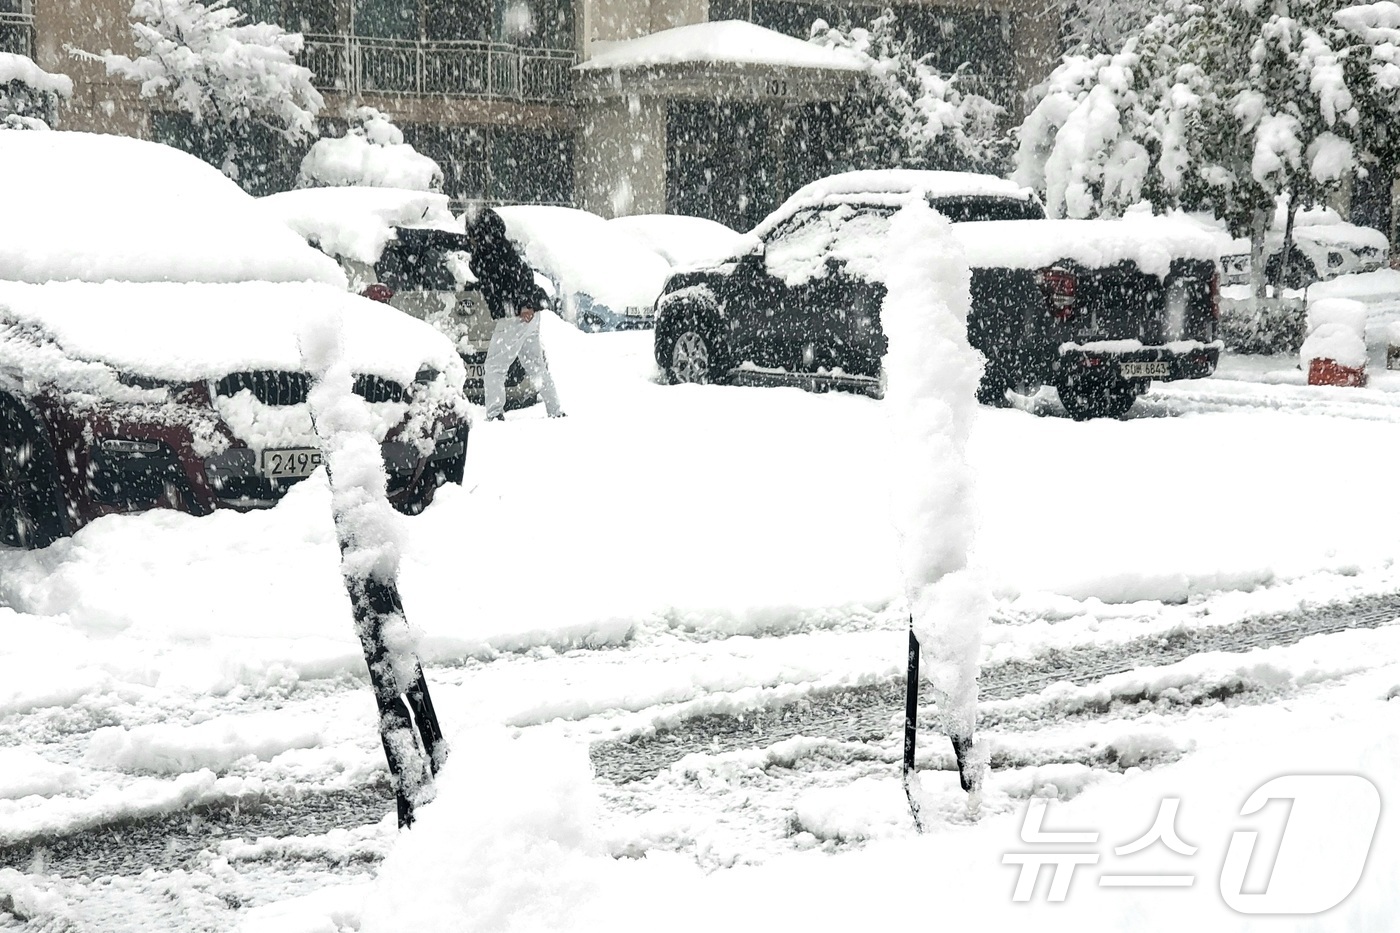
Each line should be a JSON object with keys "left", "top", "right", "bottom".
{"left": 465, "top": 209, "right": 547, "bottom": 321}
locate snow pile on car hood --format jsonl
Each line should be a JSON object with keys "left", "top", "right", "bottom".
{"left": 495, "top": 206, "right": 672, "bottom": 314}
{"left": 607, "top": 214, "right": 752, "bottom": 269}
{"left": 0, "top": 132, "right": 345, "bottom": 286}
{"left": 258, "top": 187, "right": 458, "bottom": 265}
{"left": 0, "top": 281, "right": 457, "bottom": 382}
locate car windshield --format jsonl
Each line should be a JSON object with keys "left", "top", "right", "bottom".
{"left": 928, "top": 195, "right": 1045, "bottom": 222}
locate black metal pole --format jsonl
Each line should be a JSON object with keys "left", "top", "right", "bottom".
{"left": 902, "top": 622, "right": 924, "bottom": 832}
{"left": 342, "top": 564, "right": 436, "bottom": 828}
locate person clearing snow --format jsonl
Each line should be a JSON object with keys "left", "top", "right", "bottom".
{"left": 464, "top": 207, "right": 565, "bottom": 422}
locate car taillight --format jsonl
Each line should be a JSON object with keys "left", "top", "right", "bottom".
{"left": 1209, "top": 269, "right": 1221, "bottom": 320}
{"left": 363, "top": 283, "right": 395, "bottom": 303}
{"left": 1037, "top": 267, "right": 1078, "bottom": 321}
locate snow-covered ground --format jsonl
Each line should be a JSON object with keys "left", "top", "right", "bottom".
{"left": 4, "top": 279, "right": 1400, "bottom": 930}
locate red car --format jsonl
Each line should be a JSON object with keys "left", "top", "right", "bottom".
{"left": 0, "top": 134, "right": 469, "bottom": 549}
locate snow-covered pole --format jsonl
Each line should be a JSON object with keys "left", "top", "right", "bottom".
{"left": 881, "top": 195, "right": 989, "bottom": 827}
{"left": 302, "top": 318, "right": 447, "bottom": 828}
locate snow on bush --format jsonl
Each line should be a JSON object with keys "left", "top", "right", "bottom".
{"left": 361, "top": 733, "right": 605, "bottom": 933}
{"left": 880, "top": 198, "right": 988, "bottom": 784}
{"left": 0, "top": 53, "right": 73, "bottom": 130}
{"left": 299, "top": 107, "right": 444, "bottom": 192}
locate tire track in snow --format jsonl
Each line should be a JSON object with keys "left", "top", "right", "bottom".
{"left": 6, "top": 593, "right": 1397, "bottom": 881}
{"left": 589, "top": 593, "right": 1400, "bottom": 784}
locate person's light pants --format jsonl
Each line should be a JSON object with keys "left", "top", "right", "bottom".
{"left": 484, "top": 314, "right": 562, "bottom": 419}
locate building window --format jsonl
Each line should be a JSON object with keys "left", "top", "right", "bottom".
{"left": 354, "top": 0, "right": 419, "bottom": 38}
{"left": 0, "top": 0, "right": 32, "bottom": 58}
{"left": 403, "top": 123, "right": 573, "bottom": 205}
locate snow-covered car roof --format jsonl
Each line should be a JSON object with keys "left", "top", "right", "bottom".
{"left": 950, "top": 216, "right": 1230, "bottom": 277}
{"left": 606, "top": 214, "right": 754, "bottom": 269}
{"left": 0, "top": 132, "right": 345, "bottom": 287}
{"left": 751, "top": 170, "right": 1040, "bottom": 239}
{"left": 257, "top": 186, "right": 459, "bottom": 266}
{"left": 0, "top": 281, "right": 458, "bottom": 383}
{"left": 494, "top": 205, "right": 673, "bottom": 313}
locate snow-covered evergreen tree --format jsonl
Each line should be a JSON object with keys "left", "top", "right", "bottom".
{"left": 1017, "top": 1, "right": 1398, "bottom": 296}
{"left": 96, "top": 0, "right": 323, "bottom": 187}
{"left": 811, "top": 10, "right": 1007, "bottom": 174}
{"left": 0, "top": 53, "right": 73, "bottom": 131}
{"left": 298, "top": 107, "right": 445, "bottom": 192}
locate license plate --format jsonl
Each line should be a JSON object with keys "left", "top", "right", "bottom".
{"left": 1121, "top": 361, "right": 1171, "bottom": 378}
{"left": 260, "top": 447, "right": 323, "bottom": 478}
{"left": 464, "top": 363, "right": 485, "bottom": 382}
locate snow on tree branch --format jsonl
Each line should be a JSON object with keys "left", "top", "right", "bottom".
{"left": 1015, "top": 0, "right": 1400, "bottom": 249}
{"left": 811, "top": 9, "right": 1008, "bottom": 174}
{"left": 96, "top": 0, "right": 323, "bottom": 180}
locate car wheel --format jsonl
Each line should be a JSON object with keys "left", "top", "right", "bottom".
{"left": 667, "top": 327, "right": 721, "bottom": 385}
{"left": 0, "top": 395, "right": 68, "bottom": 549}
{"left": 1055, "top": 367, "right": 1140, "bottom": 421}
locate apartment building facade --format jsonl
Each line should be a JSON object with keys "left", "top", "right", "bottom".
{"left": 10, "top": 0, "right": 1059, "bottom": 228}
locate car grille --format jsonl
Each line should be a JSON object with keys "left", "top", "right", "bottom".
{"left": 214, "top": 372, "right": 408, "bottom": 405}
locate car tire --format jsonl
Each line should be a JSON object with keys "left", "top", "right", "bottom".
{"left": 0, "top": 395, "right": 68, "bottom": 549}
{"left": 1055, "top": 367, "right": 1140, "bottom": 421}
{"left": 663, "top": 317, "right": 727, "bottom": 385}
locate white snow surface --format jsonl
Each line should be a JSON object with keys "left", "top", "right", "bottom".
{"left": 950, "top": 216, "right": 1228, "bottom": 277}
{"left": 0, "top": 281, "right": 458, "bottom": 382}
{"left": 577, "top": 20, "right": 865, "bottom": 72}
{"left": 257, "top": 187, "right": 458, "bottom": 265}
{"left": 495, "top": 205, "right": 673, "bottom": 316}
{"left": 5, "top": 272, "right": 1400, "bottom": 931}
{"left": 606, "top": 214, "right": 750, "bottom": 269}
{"left": 0, "top": 52, "right": 73, "bottom": 97}
{"left": 752, "top": 169, "right": 1037, "bottom": 239}
{"left": 0, "top": 132, "right": 345, "bottom": 286}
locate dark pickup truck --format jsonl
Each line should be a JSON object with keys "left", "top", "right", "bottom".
{"left": 652, "top": 170, "right": 1223, "bottom": 419}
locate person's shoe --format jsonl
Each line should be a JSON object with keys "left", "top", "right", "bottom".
{"left": 485, "top": 414, "right": 504, "bottom": 422}
{"left": 549, "top": 411, "right": 567, "bottom": 419}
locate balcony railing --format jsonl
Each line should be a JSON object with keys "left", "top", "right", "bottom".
{"left": 0, "top": 12, "right": 34, "bottom": 59}
{"left": 300, "top": 34, "right": 574, "bottom": 103}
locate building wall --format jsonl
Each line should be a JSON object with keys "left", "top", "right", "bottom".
{"left": 576, "top": 96, "right": 668, "bottom": 215}
{"left": 34, "top": 0, "right": 149, "bottom": 135}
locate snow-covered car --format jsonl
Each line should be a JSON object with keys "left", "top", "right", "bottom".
{"left": 606, "top": 214, "right": 750, "bottom": 270}
{"left": 1218, "top": 205, "right": 1390, "bottom": 288}
{"left": 654, "top": 170, "right": 1225, "bottom": 419}
{"left": 258, "top": 186, "right": 546, "bottom": 412}
{"left": 496, "top": 205, "right": 673, "bottom": 332}
{"left": 0, "top": 133, "right": 469, "bottom": 548}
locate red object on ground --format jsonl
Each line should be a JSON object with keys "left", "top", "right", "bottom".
{"left": 1308, "top": 357, "right": 1367, "bottom": 387}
